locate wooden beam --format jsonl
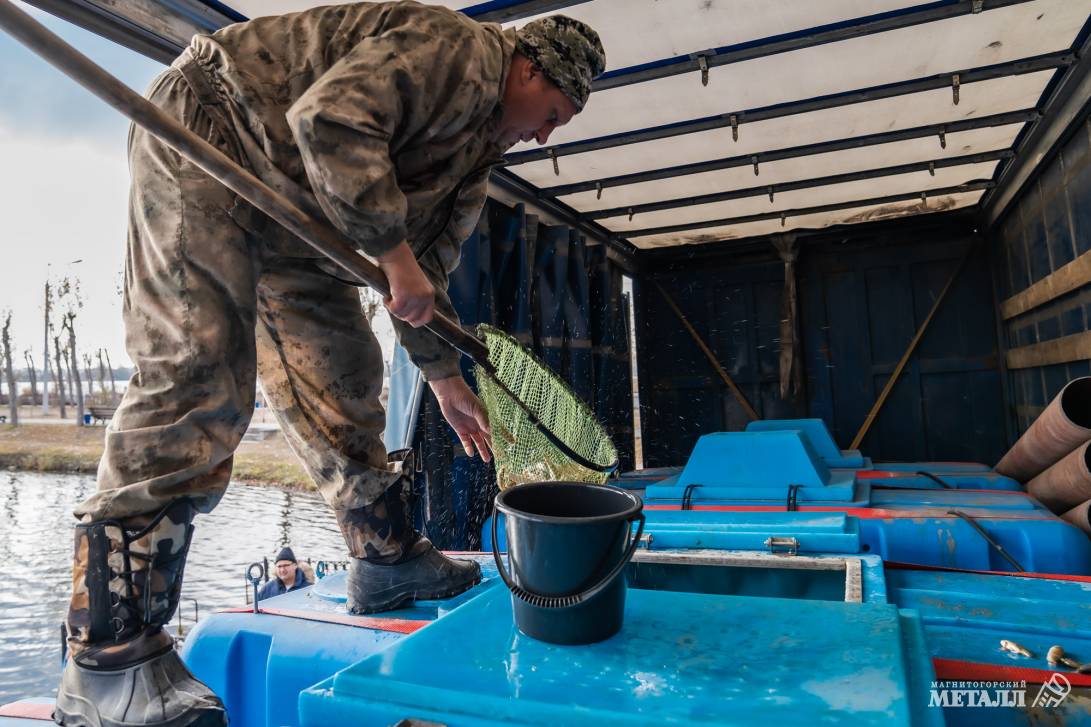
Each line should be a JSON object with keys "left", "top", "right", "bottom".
{"left": 850, "top": 244, "right": 974, "bottom": 450}
{"left": 1001, "top": 248, "right": 1091, "bottom": 319}
{"left": 653, "top": 282, "right": 759, "bottom": 422}
{"left": 1005, "top": 330, "right": 1091, "bottom": 369}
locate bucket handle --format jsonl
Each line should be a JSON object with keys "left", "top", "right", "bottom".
{"left": 490, "top": 507, "right": 646, "bottom": 610}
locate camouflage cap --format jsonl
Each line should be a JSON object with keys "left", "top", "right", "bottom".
{"left": 516, "top": 15, "right": 606, "bottom": 111}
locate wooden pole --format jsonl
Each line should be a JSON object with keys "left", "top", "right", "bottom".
{"left": 654, "top": 282, "right": 759, "bottom": 422}
{"left": 849, "top": 243, "right": 975, "bottom": 450}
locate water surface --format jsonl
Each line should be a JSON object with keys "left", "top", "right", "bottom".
{"left": 0, "top": 472, "right": 346, "bottom": 703}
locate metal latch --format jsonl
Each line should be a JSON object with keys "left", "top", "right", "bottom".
{"left": 764, "top": 536, "right": 799, "bottom": 555}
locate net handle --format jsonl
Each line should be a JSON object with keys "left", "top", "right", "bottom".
{"left": 0, "top": 0, "right": 491, "bottom": 366}
{"left": 490, "top": 505, "right": 645, "bottom": 609}
{"left": 0, "top": 0, "right": 616, "bottom": 476}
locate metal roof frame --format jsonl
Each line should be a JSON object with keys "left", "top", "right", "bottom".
{"left": 981, "top": 28, "right": 1091, "bottom": 226}
{"left": 592, "top": 0, "right": 1034, "bottom": 92}
{"left": 587, "top": 150, "right": 1012, "bottom": 221}
{"left": 504, "top": 51, "right": 1073, "bottom": 166}
{"left": 541, "top": 110, "right": 1037, "bottom": 197}
{"left": 25, "top": 0, "right": 1091, "bottom": 254}
{"left": 463, "top": 0, "right": 588, "bottom": 24}
{"left": 624, "top": 180, "right": 994, "bottom": 239}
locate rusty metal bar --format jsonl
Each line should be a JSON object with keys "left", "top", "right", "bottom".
{"left": 1028, "top": 441, "right": 1091, "bottom": 514}
{"left": 1062, "top": 499, "right": 1091, "bottom": 535}
{"left": 996, "top": 377, "right": 1091, "bottom": 482}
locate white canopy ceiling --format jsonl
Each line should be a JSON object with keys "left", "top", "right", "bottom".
{"left": 213, "top": 0, "right": 1091, "bottom": 249}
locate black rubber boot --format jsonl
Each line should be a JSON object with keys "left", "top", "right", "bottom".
{"left": 345, "top": 537, "right": 482, "bottom": 614}
{"left": 337, "top": 451, "right": 481, "bottom": 614}
{"left": 54, "top": 500, "right": 226, "bottom": 727}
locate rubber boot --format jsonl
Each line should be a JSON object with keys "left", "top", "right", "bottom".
{"left": 337, "top": 452, "right": 480, "bottom": 614}
{"left": 54, "top": 499, "right": 226, "bottom": 727}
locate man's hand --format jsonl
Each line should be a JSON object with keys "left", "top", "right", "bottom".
{"left": 430, "top": 376, "right": 492, "bottom": 462}
{"left": 377, "top": 241, "right": 434, "bottom": 327}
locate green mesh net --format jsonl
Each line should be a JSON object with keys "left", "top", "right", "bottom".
{"left": 474, "top": 324, "right": 618, "bottom": 489}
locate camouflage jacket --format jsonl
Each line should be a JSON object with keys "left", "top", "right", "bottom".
{"left": 180, "top": 1, "right": 515, "bottom": 380}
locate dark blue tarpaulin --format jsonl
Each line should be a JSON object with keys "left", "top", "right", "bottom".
{"left": 400, "top": 198, "right": 633, "bottom": 549}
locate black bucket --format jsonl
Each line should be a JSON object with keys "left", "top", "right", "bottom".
{"left": 492, "top": 482, "right": 645, "bottom": 645}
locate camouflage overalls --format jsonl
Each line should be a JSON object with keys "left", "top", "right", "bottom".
{"left": 75, "top": 2, "right": 512, "bottom": 534}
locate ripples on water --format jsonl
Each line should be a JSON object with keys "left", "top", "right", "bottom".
{"left": 0, "top": 472, "right": 348, "bottom": 704}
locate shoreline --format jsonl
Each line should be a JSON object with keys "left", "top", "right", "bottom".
{"left": 0, "top": 423, "right": 315, "bottom": 491}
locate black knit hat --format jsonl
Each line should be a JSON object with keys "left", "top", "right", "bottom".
{"left": 275, "top": 546, "right": 296, "bottom": 564}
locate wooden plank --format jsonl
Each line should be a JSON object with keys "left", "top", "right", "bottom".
{"left": 1015, "top": 404, "right": 1046, "bottom": 420}
{"left": 1005, "top": 330, "right": 1091, "bottom": 369}
{"left": 1000, "top": 249, "right": 1091, "bottom": 320}
{"left": 653, "top": 282, "right": 759, "bottom": 422}
{"left": 850, "top": 246, "right": 973, "bottom": 450}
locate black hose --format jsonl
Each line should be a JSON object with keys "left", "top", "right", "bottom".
{"left": 916, "top": 471, "right": 954, "bottom": 488}
{"left": 947, "top": 510, "right": 1025, "bottom": 572}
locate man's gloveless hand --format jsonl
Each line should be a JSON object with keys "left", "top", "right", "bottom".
{"left": 429, "top": 376, "right": 493, "bottom": 462}
{"left": 377, "top": 241, "right": 435, "bottom": 328}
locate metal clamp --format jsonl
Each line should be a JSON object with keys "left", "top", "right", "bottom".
{"left": 938, "top": 127, "right": 947, "bottom": 149}
{"left": 246, "top": 562, "right": 265, "bottom": 613}
{"left": 751, "top": 155, "right": 760, "bottom": 176}
{"left": 764, "top": 536, "right": 799, "bottom": 555}
{"left": 638, "top": 533, "right": 654, "bottom": 550}
{"left": 595, "top": 181, "right": 603, "bottom": 200}
{"left": 730, "top": 114, "right": 739, "bottom": 142}
{"left": 952, "top": 73, "right": 961, "bottom": 105}
{"left": 698, "top": 55, "right": 709, "bottom": 86}
{"left": 971, "top": 0, "right": 984, "bottom": 13}
{"left": 548, "top": 147, "right": 559, "bottom": 176}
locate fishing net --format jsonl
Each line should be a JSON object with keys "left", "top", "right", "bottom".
{"left": 474, "top": 324, "right": 618, "bottom": 489}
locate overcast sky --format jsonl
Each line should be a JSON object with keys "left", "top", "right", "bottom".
{"left": 0, "top": 3, "right": 161, "bottom": 369}
{"left": 0, "top": 2, "right": 395, "bottom": 371}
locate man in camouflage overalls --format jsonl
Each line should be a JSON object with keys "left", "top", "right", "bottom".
{"left": 54, "top": 5, "right": 605, "bottom": 726}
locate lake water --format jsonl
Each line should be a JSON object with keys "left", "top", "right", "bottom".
{"left": 0, "top": 471, "right": 349, "bottom": 704}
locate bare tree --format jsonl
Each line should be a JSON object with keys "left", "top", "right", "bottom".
{"left": 42, "top": 279, "right": 52, "bottom": 415}
{"left": 96, "top": 349, "right": 109, "bottom": 400}
{"left": 56, "top": 277, "right": 85, "bottom": 424}
{"left": 103, "top": 349, "right": 118, "bottom": 404}
{"left": 82, "top": 353, "right": 95, "bottom": 404}
{"left": 23, "top": 351, "right": 38, "bottom": 407}
{"left": 64, "top": 313, "right": 85, "bottom": 425}
{"left": 2, "top": 311, "right": 18, "bottom": 425}
{"left": 52, "top": 334, "right": 67, "bottom": 419}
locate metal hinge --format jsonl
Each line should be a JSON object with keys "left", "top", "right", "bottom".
{"left": 764, "top": 536, "right": 799, "bottom": 555}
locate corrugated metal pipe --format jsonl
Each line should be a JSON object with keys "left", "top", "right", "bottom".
{"left": 995, "top": 377, "right": 1091, "bottom": 483}
{"left": 1062, "top": 499, "right": 1091, "bottom": 536}
{"left": 1028, "top": 441, "right": 1091, "bottom": 515}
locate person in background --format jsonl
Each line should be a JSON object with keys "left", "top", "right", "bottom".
{"left": 257, "top": 546, "right": 315, "bottom": 600}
